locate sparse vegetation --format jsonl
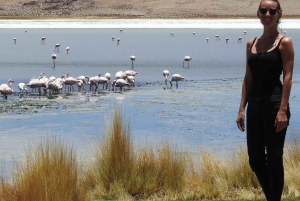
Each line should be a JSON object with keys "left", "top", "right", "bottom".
{"left": 0, "top": 107, "right": 300, "bottom": 200}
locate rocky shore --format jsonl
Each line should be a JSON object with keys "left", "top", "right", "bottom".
{"left": 0, "top": 0, "right": 300, "bottom": 19}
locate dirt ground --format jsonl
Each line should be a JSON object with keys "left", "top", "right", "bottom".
{"left": 0, "top": 0, "right": 300, "bottom": 18}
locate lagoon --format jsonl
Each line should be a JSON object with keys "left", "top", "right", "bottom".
{"left": 0, "top": 19, "right": 299, "bottom": 177}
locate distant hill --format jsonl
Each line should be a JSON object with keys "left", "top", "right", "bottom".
{"left": 0, "top": 0, "right": 299, "bottom": 18}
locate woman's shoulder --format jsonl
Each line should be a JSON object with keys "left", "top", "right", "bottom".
{"left": 280, "top": 35, "right": 293, "bottom": 44}
{"left": 246, "top": 37, "right": 257, "bottom": 47}
{"left": 279, "top": 35, "right": 293, "bottom": 50}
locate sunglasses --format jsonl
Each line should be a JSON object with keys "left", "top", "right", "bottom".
{"left": 259, "top": 8, "right": 279, "bottom": 15}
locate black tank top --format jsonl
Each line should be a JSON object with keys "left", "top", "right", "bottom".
{"left": 247, "top": 36, "right": 285, "bottom": 97}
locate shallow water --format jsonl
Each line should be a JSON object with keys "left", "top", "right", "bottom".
{"left": 0, "top": 24, "right": 300, "bottom": 177}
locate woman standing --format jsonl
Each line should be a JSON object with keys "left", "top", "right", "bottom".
{"left": 236, "top": 0, "right": 294, "bottom": 200}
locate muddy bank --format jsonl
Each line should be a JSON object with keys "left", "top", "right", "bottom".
{"left": 0, "top": 91, "right": 110, "bottom": 115}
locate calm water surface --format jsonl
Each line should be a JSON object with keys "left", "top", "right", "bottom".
{"left": 0, "top": 27, "right": 300, "bottom": 176}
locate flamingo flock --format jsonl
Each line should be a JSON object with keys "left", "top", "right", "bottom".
{"left": 0, "top": 69, "right": 142, "bottom": 99}
{"left": 1, "top": 28, "right": 258, "bottom": 100}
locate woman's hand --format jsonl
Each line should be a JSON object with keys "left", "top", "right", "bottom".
{"left": 236, "top": 111, "right": 245, "bottom": 132}
{"left": 274, "top": 111, "right": 288, "bottom": 132}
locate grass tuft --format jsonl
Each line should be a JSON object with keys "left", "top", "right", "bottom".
{"left": 0, "top": 137, "right": 85, "bottom": 201}
{"left": 1, "top": 107, "right": 300, "bottom": 201}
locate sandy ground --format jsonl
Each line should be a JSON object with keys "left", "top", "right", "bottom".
{"left": 0, "top": 0, "right": 300, "bottom": 18}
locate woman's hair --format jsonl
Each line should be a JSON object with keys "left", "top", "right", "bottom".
{"left": 258, "top": 0, "right": 282, "bottom": 25}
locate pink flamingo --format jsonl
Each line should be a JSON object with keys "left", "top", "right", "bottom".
{"left": 112, "top": 79, "right": 130, "bottom": 91}
{"left": 77, "top": 76, "right": 89, "bottom": 90}
{"left": 130, "top": 55, "right": 136, "bottom": 67}
{"left": 170, "top": 74, "right": 185, "bottom": 89}
{"left": 98, "top": 77, "right": 109, "bottom": 90}
{"left": 41, "top": 37, "right": 46, "bottom": 44}
{"left": 104, "top": 73, "right": 111, "bottom": 90}
{"left": 62, "top": 75, "right": 78, "bottom": 91}
{"left": 183, "top": 56, "right": 192, "bottom": 68}
{"left": 126, "top": 75, "right": 135, "bottom": 86}
{"left": 124, "top": 70, "right": 138, "bottom": 76}
{"left": 54, "top": 43, "right": 61, "bottom": 51}
{"left": 26, "top": 76, "right": 47, "bottom": 94}
{"left": 163, "top": 70, "right": 169, "bottom": 85}
{"left": 88, "top": 74, "right": 101, "bottom": 90}
{"left": 52, "top": 54, "right": 57, "bottom": 67}
{"left": 115, "top": 71, "right": 127, "bottom": 80}
{"left": 47, "top": 79, "right": 64, "bottom": 94}
{"left": 18, "top": 83, "right": 28, "bottom": 93}
{"left": 0, "top": 79, "right": 14, "bottom": 99}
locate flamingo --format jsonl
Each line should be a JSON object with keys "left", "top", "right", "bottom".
{"left": 206, "top": 38, "right": 209, "bottom": 43}
{"left": 63, "top": 75, "right": 78, "bottom": 91}
{"left": 52, "top": 54, "right": 57, "bottom": 67}
{"left": 18, "top": 83, "right": 28, "bottom": 93}
{"left": 112, "top": 79, "right": 130, "bottom": 91}
{"left": 98, "top": 77, "right": 109, "bottom": 90}
{"left": 130, "top": 55, "right": 136, "bottom": 67}
{"left": 66, "top": 46, "right": 70, "bottom": 54}
{"left": 28, "top": 74, "right": 48, "bottom": 94}
{"left": 126, "top": 75, "right": 135, "bottom": 86}
{"left": 88, "top": 74, "right": 101, "bottom": 90}
{"left": 215, "top": 35, "right": 220, "bottom": 40}
{"left": 77, "top": 76, "right": 89, "bottom": 90}
{"left": 27, "top": 79, "right": 43, "bottom": 93}
{"left": 183, "top": 56, "right": 192, "bottom": 68}
{"left": 77, "top": 80, "right": 84, "bottom": 91}
{"left": 163, "top": 70, "right": 169, "bottom": 85}
{"left": 14, "top": 38, "right": 17, "bottom": 44}
{"left": 39, "top": 72, "right": 45, "bottom": 78}
{"left": 226, "top": 38, "right": 229, "bottom": 44}
{"left": 0, "top": 79, "right": 14, "bottom": 99}
{"left": 124, "top": 70, "right": 138, "bottom": 77}
{"left": 41, "top": 37, "right": 46, "bottom": 44}
{"left": 47, "top": 79, "right": 64, "bottom": 94}
{"left": 104, "top": 73, "right": 112, "bottom": 90}
{"left": 170, "top": 74, "right": 185, "bottom": 89}
{"left": 115, "top": 71, "right": 127, "bottom": 80}
{"left": 54, "top": 43, "right": 61, "bottom": 51}
{"left": 117, "top": 38, "right": 120, "bottom": 45}
{"left": 238, "top": 37, "right": 243, "bottom": 43}
{"left": 48, "top": 76, "right": 56, "bottom": 82}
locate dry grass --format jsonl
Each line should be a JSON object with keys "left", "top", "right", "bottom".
{"left": 284, "top": 132, "right": 300, "bottom": 198}
{"left": 0, "top": 137, "right": 85, "bottom": 201}
{"left": 85, "top": 107, "right": 186, "bottom": 200}
{"left": 0, "top": 107, "right": 300, "bottom": 200}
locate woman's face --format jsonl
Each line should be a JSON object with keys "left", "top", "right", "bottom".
{"left": 257, "top": 0, "right": 281, "bottom": 27}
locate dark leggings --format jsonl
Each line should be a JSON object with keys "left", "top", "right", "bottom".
{"left": 246, "top": 100, "right": 290, "bottom": 201}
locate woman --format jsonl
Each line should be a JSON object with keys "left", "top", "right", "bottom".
{"left": 236, "top": 0, "right": 294, "bottom": 200}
